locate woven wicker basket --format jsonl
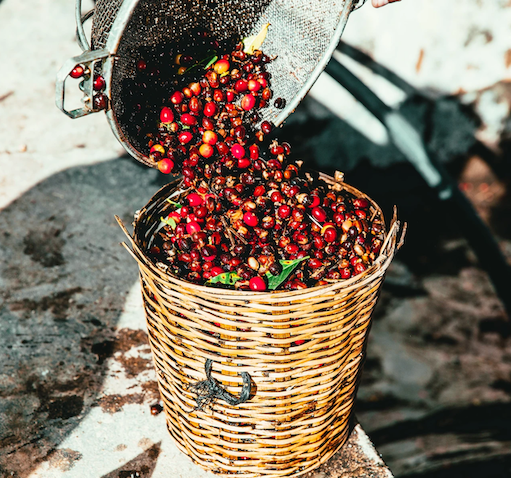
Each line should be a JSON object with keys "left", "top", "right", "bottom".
{"left": 117, "top": 173, "right": 403, "bottom": 477}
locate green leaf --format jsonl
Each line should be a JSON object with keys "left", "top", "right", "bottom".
{"left": 243, "top": 23, "right": 270, "bottom": 55}
{"left": 178, "top": 121, "right": 190, "bottom": 130}
{"left": 208, "top": 272, "right": 242, "bottom": 286}
{"left": 166, "top": 198, "right": 182, "bottom": 208}
{"left": 204, "top": 55, "right": 218, "bottom": 69}
{"left": 160, "top": 216, "right": 177, "bottom": 230}
{"left": 266, "top": 256, "right": 309, "bottom": 290}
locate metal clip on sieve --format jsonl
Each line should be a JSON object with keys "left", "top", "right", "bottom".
{"left": 57, "top": 0, "right": 361, "bottom": 166}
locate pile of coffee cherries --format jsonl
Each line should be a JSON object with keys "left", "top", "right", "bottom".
{"left": 135, "top": 32, "right": 384, "bottom": 291}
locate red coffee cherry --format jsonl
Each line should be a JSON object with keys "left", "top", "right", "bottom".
{"left": 160, "top": 106, "right": 174, "bottom": 123}
{"left": 249, "top": 276, "right": 267, "bottom": 291}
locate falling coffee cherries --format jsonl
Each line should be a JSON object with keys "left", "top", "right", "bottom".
{"left": 134, "top": 30, "right": 384, "bottom": 290}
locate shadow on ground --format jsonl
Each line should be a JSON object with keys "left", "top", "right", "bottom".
{"left": 0, "top": 157, "right": 166, "bottom": 477}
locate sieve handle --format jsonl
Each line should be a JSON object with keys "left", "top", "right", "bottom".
{"left": 75, "top": 0, "right": 94, "bottom": 52}
{"left": 55, "top": 49, "right": 110, "bottom": 119}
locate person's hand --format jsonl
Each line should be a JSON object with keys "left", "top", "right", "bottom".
{"left": 372, "top": 0, "right": 401, "bottom": 7}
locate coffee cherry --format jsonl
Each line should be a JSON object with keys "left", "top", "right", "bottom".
{"left": 202, "top": 130, "right": 218, "bottom": 145}
{"left": 241, "top": 94, "right": 256, "bottom": 111}
{"left": 93, "top": 75, "right": 106, "bottom": 91}
{"left": 150, "top": 144, "right": 165, "bottom": 156}
{"left": 189, "top": 96, "right": 201, "bottom": 113}
{"left": 231, "top": 144, "right": 245, "bottom": 159}
{"left": 312, "top": 206, "right": 327, "bottom": 223}
{"left": 136, "top": 59, "right": 147, "bottom": 71}
{"left": 203, "top": 102, "right": 217, "bottom": 117}
{"left": 278, "top": 204, "right": 291, "bottom": 219}
{"left": 271, "top": 191, "right": 283, "bottom": 203}
{"left": 160, "top": 106, "right": 174, "bottom": 123}
{"left": 198, "top": 143, "right": 213, "bottom": 158}
{"left": 201, "top": 245, "right": 217, "bottom": 261}
{"left": 213, "top": 89, "right": 224, "bottom": 102}
{"left": 238, "top": 158, "right": 251, "bottom": 168}
{"left": 308, "top": 258, "right": 322, "bottom": 269}
{"left": 234, "top": 79, "right": 248, "bottom": 92}
{"left": 170, "top": 91, "right": 184, "bottom": 104}
{"left": 247, "top": 79, "right": 260, "bottom": 92}
{"left": 210, "top": 266, "right": 224, "bottom": 277}
{"left": 292, "top": 209, "right": 304, "bottom": 222}
{"left": 354, "top": 262, "right": 367, "bottom": 275}
{"left": 268, "top": 261, "right": 282, "bottom": 276}
{"left": 150, "top": 403, "right": 163, "bottom": 415}
{"left": 180, "top": 113, "right": 197, "bottom": 126}
{"left": 249, "top": 276, "right": 267, "bottom": 291}
{"left": 189, "top": 82, "right": 201, "bottom": 95}
{"left": 285, "top": 243, "right": 299, "bottom": 255}
{"left": 261, "top": 121, "right": 273, "bottom": 134}
{"left": 157, "top": 158, "right": 174, "bottom": 174}
{"left": 353, "top": 198, "right": 369, "bottom": 209}
{"left": 93, "top": 94, "right": 108, "bottom": 110}
{"left": 233, "top": 125, "right": 246, "bottom": 139}
{"left": 274, "top": 97, "right": 286, "bottom": 109}
{"left": 70, "top": 65, "right": 85, "bottom": 78}
{"left": 186, "top": 221, "right": 201, "bottom": 235}
{"left": 249, "top": 144, "right": 259, "bottom": 160}
{"left": 262, "top": 216, "right": 275, "bottom": 229}
{"left": 254, "top": 185, "right": 266, "bottom": 197}
{"left": 247, "top": 256, "right": 260, "bottom": 270}
{"left": 323, "top": 226, "right": 338, "bottom": 243}
{"left": 178, "top": 131, "right": 193, "bottom": 144}
{"left": 313, "top": 236, "right": 325, "bottom": 249}
{"left": 340, "top": 267, "right": 352, "bottom": 279}
{"left": 213, "top": 59, "right": 230, "bottom": 74}
{"left": 243, "top": 211, "right": 258, "bottom": 227}
{"left": 355, "top": 209, "right": 367, "bottom": 219}
{"left": 270, "top": 144, "right": 284, "bottom": 156}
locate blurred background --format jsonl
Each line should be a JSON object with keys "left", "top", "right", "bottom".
{"left": 1, "top": 0, "right": 510, "bottom": 477}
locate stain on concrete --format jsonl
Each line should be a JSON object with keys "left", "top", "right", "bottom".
{"left": 140, "top": 381, "right": 161, "bottom": 402}
{"left": 44, "top": 395, "right": 84, "bottom": 420}
{"left": 47, "top": 448, "right": 83, "bottom": 471}
{"left": 23, "top": 226, "right": 66, "bottom": 268}
{"left": 91, "top": 340, "right": 115, "bottom": 365}
{"left": 114, "top": 329, "right": 150, "bottom": 353}
{"left": 96, "top": 393, "right": 145, "bottom": 414}
{"left": 118, "top": 356, "right": 153, "bottom": 379}
{"left": 10, "top": 287, "right": 83, "bottom": 320}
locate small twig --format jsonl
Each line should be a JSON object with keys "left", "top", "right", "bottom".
{"left": 220, "top": 216, "right": 237, "bottom": 249}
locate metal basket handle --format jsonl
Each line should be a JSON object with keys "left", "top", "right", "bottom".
{"left": 190, "top": 359, "right": 252, "bottom": 410}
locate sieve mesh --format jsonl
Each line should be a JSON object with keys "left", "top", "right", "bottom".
{"left": 91, "top": 0, "right": 124, "bottom": 49}
{"left": 91, "top": 0, "right": 349, "bottom": 163}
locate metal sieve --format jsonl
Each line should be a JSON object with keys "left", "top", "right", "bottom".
{"left": 56, "top": 0, "right": 363, "bottom": 167}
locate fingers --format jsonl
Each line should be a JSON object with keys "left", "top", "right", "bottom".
{"left": 372, "top": 0, "right": 401, "bottom": 7}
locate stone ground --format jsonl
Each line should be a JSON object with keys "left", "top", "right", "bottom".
{"left": 2, "top": 0, "right": 511, "bottom": 477}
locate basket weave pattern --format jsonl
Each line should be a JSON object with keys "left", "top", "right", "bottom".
{"left": 119, "top": 177, "right": 401, "bottom": 477}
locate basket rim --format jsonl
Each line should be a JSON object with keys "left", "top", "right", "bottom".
{"left": 117, "top": 172, "right": 404, "bottom": 299}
